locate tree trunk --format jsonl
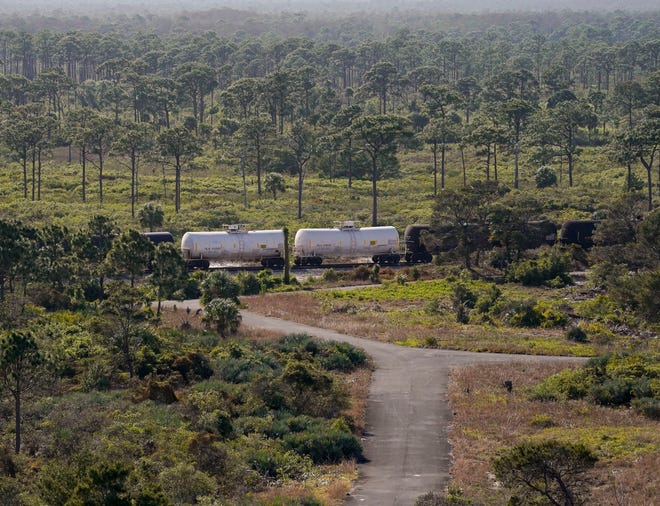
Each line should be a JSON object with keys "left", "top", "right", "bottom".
{"left": 14, "top": 387, "right": 21, "bottom": 454}
{"left": 441, "top": 144, "right": 446, "bottom": 190}
{"left": 31, "top": 149, "right": 36, "bottom": 201}
{"left": 347, "top": 138, "right": 353, "bottom": 189}
{"left": 256, "top": 141, "right": 262, "bottom": 196}
{"left": 99, "top": 150, "right": 104, "bottom": 205}
{"left": 486, "top": 145, "right": 491, "bottom": 181}
{"left": 81, "top": 146, "right": 87, "bottom": 202}
{"left": 432, "top": 142, "right": 438, "bottom": 195}
{"left": 297, "top": 166, "right": 303, "bottom": 220}
{"left": 22, "top": 150, "right": 28, "bottom": 199}
{"left": 514, "top": 144, "right": 519, "bottom": 190}
{"left": 37, "top": 148, "right": 42, "bottom": 200}
{"left": 175, "top": 155, "right": 181, "bottom": 212}
{"left": 371, "top": 156, "right": 378, "bottom": 227}
{"left": 461, "top": 145, "right": 467, "bottom": 187}
{"left": 241, "top": 156, "right": 248, "bottom": 209}
{"left": 131, "top": 152, "right": 136, "bottom": 218}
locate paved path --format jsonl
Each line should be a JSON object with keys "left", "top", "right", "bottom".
{"left": 239, "top": 311, "right": 582, "bottom": 506}
{"left": 165, "top": 300, "right": 582, "bottom": 505}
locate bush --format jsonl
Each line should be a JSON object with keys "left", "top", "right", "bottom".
{"left": 507, "top": 250, "right": 572, "bottom": 287}
{"left": 320, "top": 342, "right": 368, "bottom": 371}
{"left": 200, "top": 271, "right": 241, "bottom": 305}
{"left": 535, "top": 165, "right": 557, "bottom": 188}
{"left": 283, "top": 428, "right": 363, "bottom": 464}
{"left": 505, "top": 300, "right": 542, "bottom": 327}
{"left": 321, "top": 268, "right": 339, "bottom": 282}
{"left": 450, "top": 282, "right": 477, "bottom": 324}
{"left": 236, "top": 271, "right": 262, "bottom": 295}
{"left": 529, "top": 414, "right": 555, "bottom": 428}
{"left": 349, "top": 265, "right": 371, "bottom": 281}
{"left": 475, "top": 284, "right": 501, "bottom": 314}
{"left": 528, "top": 368, "right": 591, "bottom": 401}
{"left": 566, "top": 326, "right": 588, "bottom": 342}
{"left": 632, "top": 397, "right": 660, "bottom": 419}
{"left": 530, "top": 353, "right": 660, "bottom": 417}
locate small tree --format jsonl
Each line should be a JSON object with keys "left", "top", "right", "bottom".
{"left": 264, "top": 172, "right": 286, "bottom": 200}
{"left": 104, "top": 230, "right": 154, "bottom": 287}
{"left": 200, "top": 271, "right": 241, "bottom": 305}
{"left": 493, "top": 439, "right": 597, "bottom": 506}
{"left": 0, "top": 330, "right": 44, "bottom": 453}
{"left": 450, "top": 282, "right": 477, "bottom": 323}
{"left": 157, "top": 127, "right": 201, "bottom": 212}
{"left": 535, "top": 165, "right": 557, "bottom": 188}
{"left": 100, "top": 282, "right": 151, "bottom": 377}
{"left": 148, "top": 242, "right": 188, "bottom": 316}
{"left": 138, "top": 202, "right": 164, "bottom": 232}
{"left": 202, "top": 298, "right": 241, "bottom": 338}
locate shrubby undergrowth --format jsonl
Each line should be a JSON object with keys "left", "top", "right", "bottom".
{"left": 529, "top": 353, "right": 660, "bottom": 419}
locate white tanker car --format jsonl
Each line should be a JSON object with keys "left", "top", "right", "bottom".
{"left": 293, "top": 221, "right": 400, "bottom": 266}
{"left": 181, "top": 225, "right": 286, "bottom": 269}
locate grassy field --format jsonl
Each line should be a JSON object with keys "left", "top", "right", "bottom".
{"left": 0, "top": 143, "right": 631, "bottom": 235}
{"left": 243, "top": 269, "right": 659, "bottom": 357}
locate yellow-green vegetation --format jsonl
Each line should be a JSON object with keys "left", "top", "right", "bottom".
{"left": 530, "top": 426, "right": 658, "bottom": 461}
{"left": 274, "top": 273, "right": 653, "bottom": 357}
{"left": 0, "top": 312, "right": 369, "bottom": 505}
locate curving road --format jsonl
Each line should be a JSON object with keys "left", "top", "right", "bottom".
{"left": 238, "top": 310, "right": 583, "bottom": 505}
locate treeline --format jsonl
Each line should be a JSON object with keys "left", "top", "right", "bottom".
{"left": 0, "top": 10, "right": 659, "bottom": 224}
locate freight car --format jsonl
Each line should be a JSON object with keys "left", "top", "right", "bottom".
{"left": 294, "top": 221, "right": 401, "bottom": 266}
{"left": 144, "top": 232, "right": 174, "bottom": 245}
{"left": 558, "top": 220, "right": 597, "bottom": 249}
{"left": 404, "top": 224, "right": 433, "bottom": 263}
{"left": 180, "top": 225, "right": 285, "bottom": 270}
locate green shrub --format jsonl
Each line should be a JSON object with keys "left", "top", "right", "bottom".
{"left": 505, "top": 300, "right": 542, "bottom": 327}
{"left": 530, "top": 354, "right": 659, "bottom": 417}
{"left": 539, "top": 305, "right": 569, "bottom": 328}
{"left": 632, "top": 397, "right": 660, "bottom": 419}
{"left": 508, "top": 250, "right": 572, "bottom": 287}
{"left": 474, "top": 284, "right": 501, "bottom": 314}
{"left": 322, "top": 268, "right": 339, "bottom": 282}
{"left": 450, "top": 282, "right": 477, "bottom": 323}
{"left": 200, "top": 271, "right": 241, "bottom": 305}
{"left": 535, "top": 165, "right": 558, "bottom": 188}
{"left": 566, "top": 326, "right": 588, "bottom": 342}
{"left": 80, "top": 360, "right": 113, "bottom": 392}
{"left": 236, "top": 271, "right": 262, "bottom": 295}
{"left": 424, "top": 298, "right": 443, "bottom": 315}
{"left": 529, "top": 414, "right": 555, "bottom": 428}
{"left": 349, "top": 265, "right": 371, "bottom": 281}
{"left": 528, "top": 368, "right": 591, "bottom": 401}
{"left": 283, "top": 428, "right": 363, "bottom": 464}
{"left": 320, "top": 342, "right": 367, "bottom": 371}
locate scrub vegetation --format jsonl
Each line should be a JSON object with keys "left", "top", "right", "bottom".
{"left": 0, "top": 3, "right": 659, "bottom": 505}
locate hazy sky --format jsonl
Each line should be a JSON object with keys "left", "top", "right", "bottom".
{"left": 1, "top": 0, "right": 657, "bottom": 16}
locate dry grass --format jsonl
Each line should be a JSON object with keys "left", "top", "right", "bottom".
{"left": 447, "top": 362, "right": 660, "bottom": 505}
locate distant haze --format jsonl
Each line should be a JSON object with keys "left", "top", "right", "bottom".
{"left": 1, "top": 0, "right": 658, "bottom": 16}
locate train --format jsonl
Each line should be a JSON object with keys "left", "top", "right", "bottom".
{"left": 294, "top": 221, "right": 401, "bottom": 266}
{"left": 181, "top": 224, "right": 286, "bottom": 270}
{"left": 170, "top": 218, "right": 601, "bottom": 271}
{"left": 178, "top": 222, "right": 433, "bottom": 269}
